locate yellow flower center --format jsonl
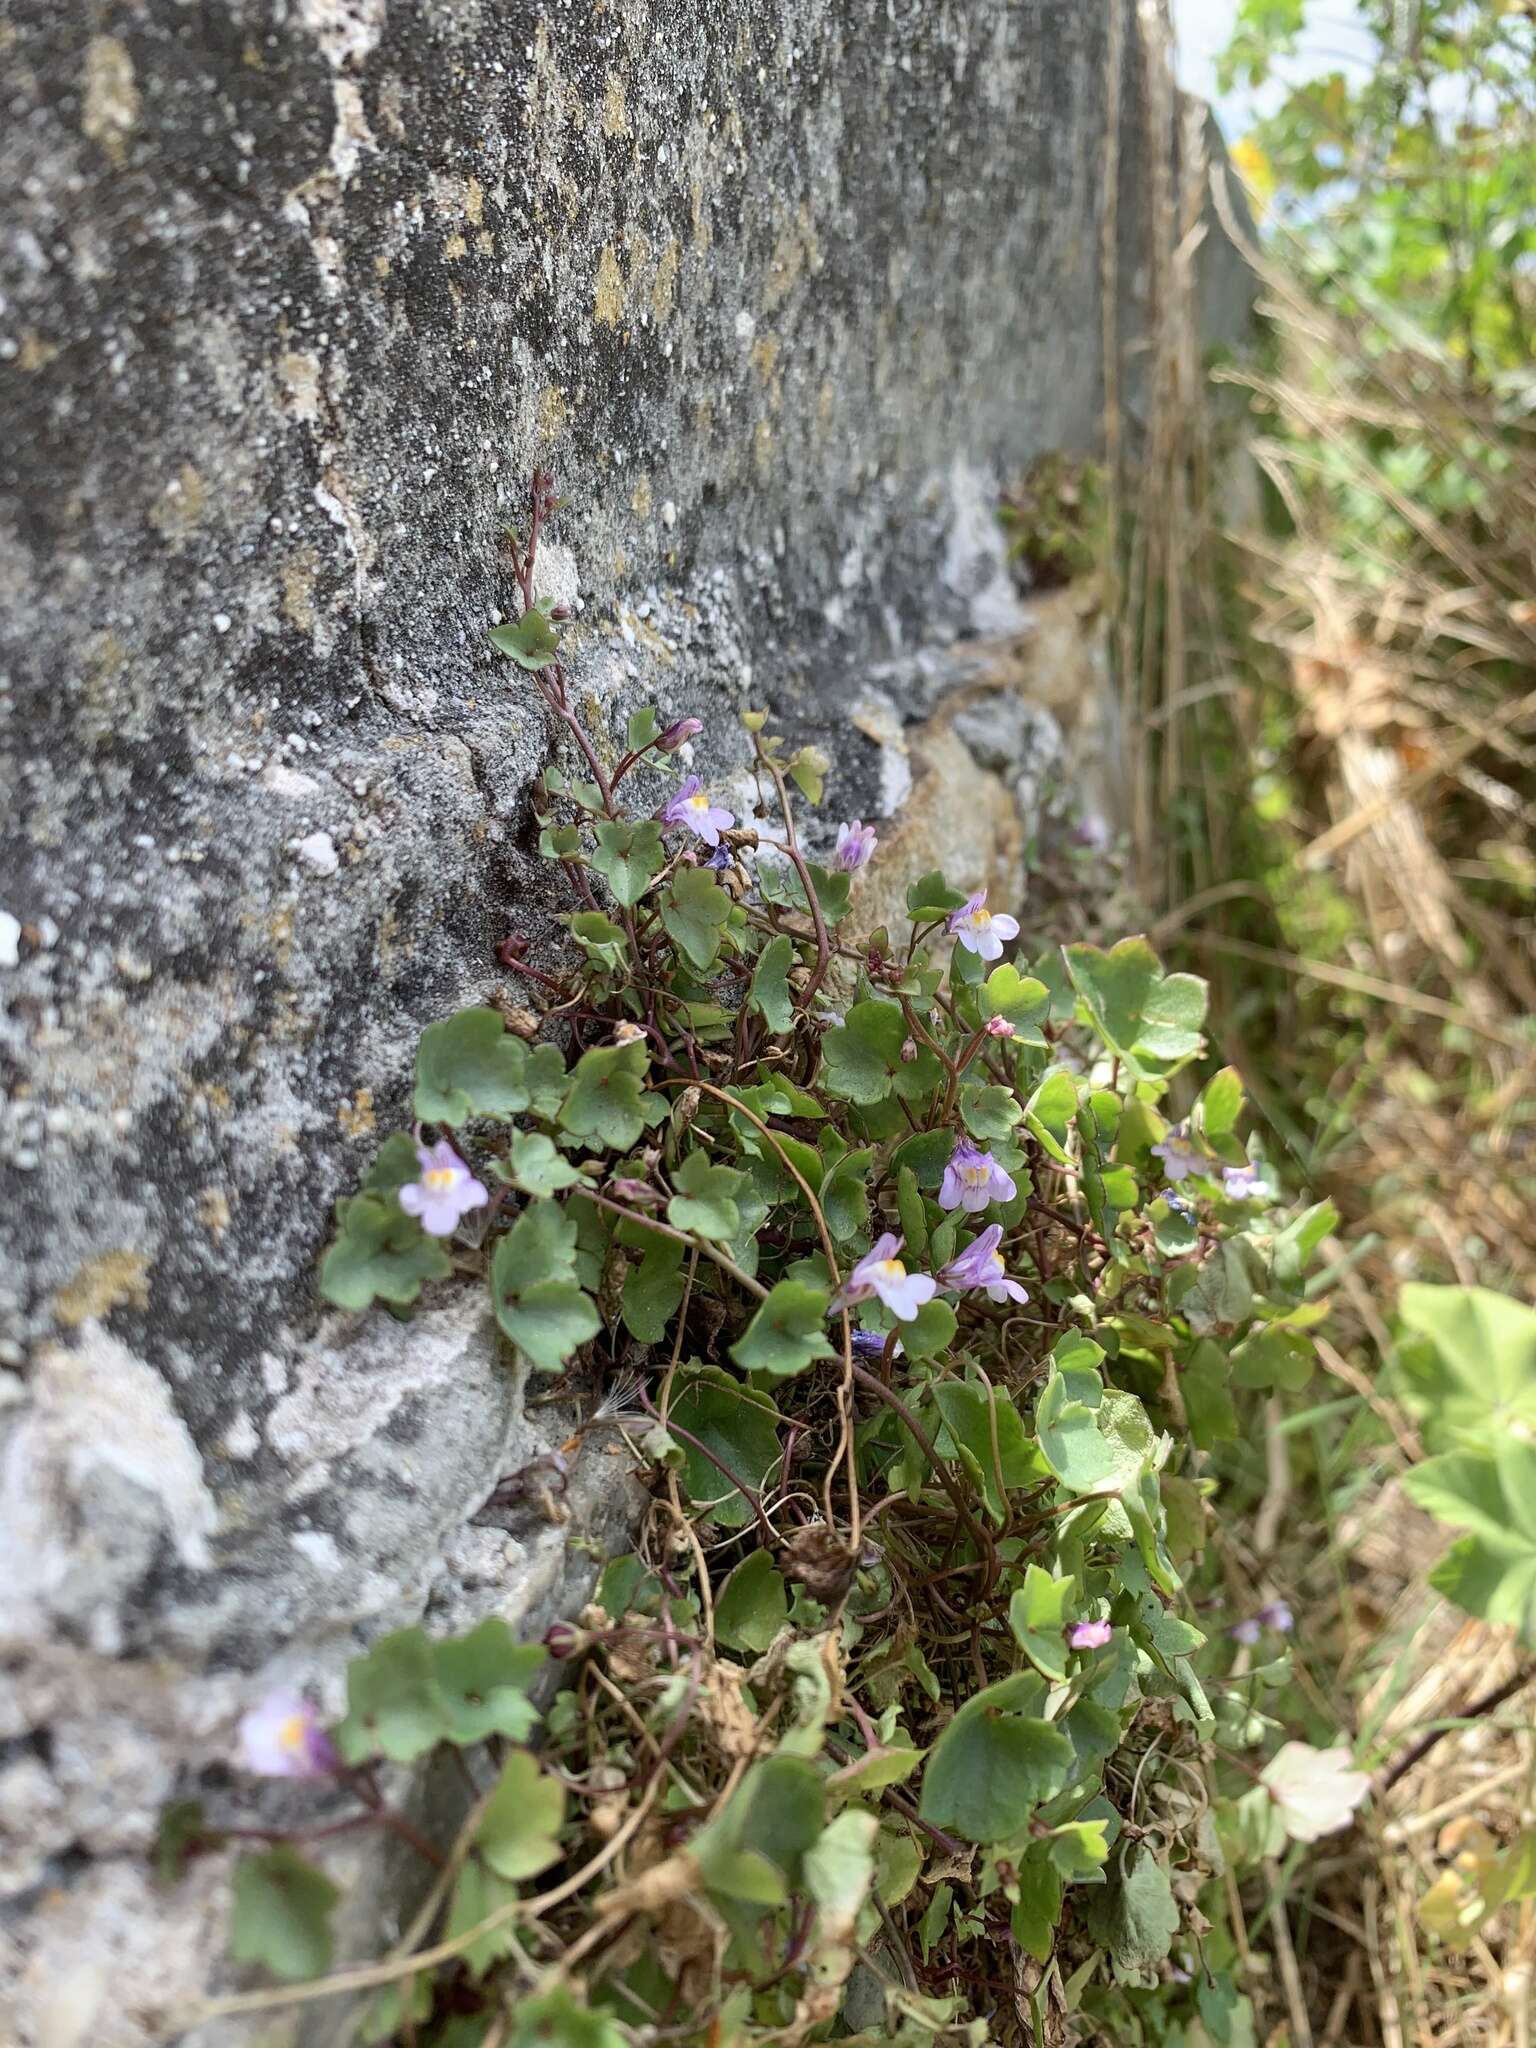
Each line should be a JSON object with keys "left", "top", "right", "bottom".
{"left": 277, "top": 1714, "right": 308, "bottom": 1754}
{"left": 686, "top": 792, "right": 710, "bottom": 811}
{"left": 989, "top": 1250, "right": 1006, "bottom": 1272}
{"left": 875, "top": 1258, "right": 907, "bottom": 1281}
{"left": 961, "top": 1162, "right": 991, "bottom": 1185}
{"left": 423, "top": 1166, "right": 458, "bottom": 1191}
{"left": 965, "top": 908, "right": 991, "bottom": 929}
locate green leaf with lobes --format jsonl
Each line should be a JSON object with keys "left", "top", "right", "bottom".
{"left": 501, "top": 1130, "right": 584, "bottom": 1198}
{"left": 432, "top": 1619, "right": 546, "bottom": 1745}
{"left": 488, "top": 604, "right": 559, "bottom": 670}
{"left": 918, "top": 1672, "right": 1075, "bottom": 1842}
{"left": 558, "top": 1040, "right": 658, "bottom": 1152}
{"left": 320, "top": 1193, "right": 452, "bottom": 1310}
{"left": 820, "top": 1000, "right": 943, "bottom": 1105}
{"left": 475, "top": 1750, "right": 566, "bottom": 1880}
{"left": 591, "top": 817, "right": 666, "bottom": 908}
{"left": 667, "top": 1150, "right": 746, "bottom": 1242}
{"left": 336, "top": 1627, "right": 451, "bottom": 1763}
{"left": 668, "top": 1368, "right": 782, "bottom": 1530}
{"left": 491, "top": 1199, "right": 599, "bottom": 1373}
{"left": 230, "top": 1847, "right": 340, "bottom": 1982}
{"left": 749, "top": 933, "right": 796, "bottom": 1033}
{"left": 414, "top": 1007, "right": 564, "bottom": 1124}
{"left": 731, "top": 1280, "right": 837, "bottom": 1379}
{"left": 1009, "top": 1565, "right": 1077, "bottom": 1682}
{"left": 661, "top": 865, "right": 732, "bottom": 969}
{"left": 713, "top": 1549, "right": 790, "bottom": 1653}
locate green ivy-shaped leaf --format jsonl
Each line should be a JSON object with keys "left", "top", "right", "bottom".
{"left": 489, "top": 604, "right": 559, "bottom": 670}
{"left": 821, "top": 1000, "right": 942, "bottom": 1105}
{"left": 661, "top": 865, "right": 732, "bottom": 970}
{"left": 559, "top": 1040, "right": 658, "bottom": 1152}
{"left": 960, "top": 1084, "right": 1024, "bottom": 1142}
{"left": 749, "top": 933, "right": 796, "bottom": 1033}
{"left": 320, "top": 1193, "right": 453, "bottom": 1310}
{"left": 1404, "top": 1439, "right": 1536, "bottom": 1642}
{"left": 433, "top": 1619, "right": 546, "bottom": 1745}
{"left": 502, "top": 1130, "right": 584, "bottom": 1198}
{"left": 337, "top": 1627, "right": 452, "bottom": 1763}
{"left": 1397, "top": 1283, "right": 1536, "bottom": 1451}
{"left": 567, "top": 909, "right": 629, "bottom": 970}
{"left": 626, "top": 706, "right": 662, "bottom": 751}
{"left": 1024, "top": 1069, "right": 1079, "bottom": 1163}
{"left": 918, "top": 1672, "right": 1074, "bottom": 1843}
{"left": 592, "top": 818, "right": 666, "bottom": 908}
{"left": 1083, "top": 1844, "right": 1180, "bottom": 1978}
{"left": 475, "top": 1750, "right": 566, "bottom": 1880}
{"left": 446, "top": 1858, "right": 520, "bottom": 1978}
{"left": 980, "top": 963, "right": 1050, "bottom": 1044}
{"left": 928, "top": 1380, "right": 1046, "bottom": 1518}
{"left": 714, "top": 1549, "right": 790, "bottom": 1654}
{"left": 494, "top": 1270, "right": 600, "bottom": 1375}
{"left": 667, "top": 1150, "right": 747, "bottom": 1242}
{"left": 907, "top": 871, "right": 968, "bottom": 921}
{"left": 731, "top": 1279, "right": 837, "bottom": 1379}
{"left": 230, "top": 1847, "right": 340, "bottom": 1982}
{"left": 414, "top": 1008, "right": 561, "bottom": 1124}
{"left": 621, "top": 1231, "right": 686, "bottom": 1343}
{"left": 669, "top": 1367, "right": 782, "bottom": 1529}
{"left": 1009, "top": 1565, "right": 1077, "bottom": 1682}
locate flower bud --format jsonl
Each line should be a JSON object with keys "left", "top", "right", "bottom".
{"left": 657, "top": 716, "right": 705, "bottom": 753}
{"left": 900, "top": 1037, "right": 918, "bottom": 1063}
{"left": 985, "top": 1014, "right": 1016, "bottom": 1039}
{"left": 612, "top": 1019, "right": 647, "bottom": 1047}
{"left": 543, "top": 1619, "right": 591, "bottom": 1660}
{"left": 550, "top": 604, "right": 572, "bottom": 621}
{"left": 610, "top": 1175, "right": 663, "bottom": 1208}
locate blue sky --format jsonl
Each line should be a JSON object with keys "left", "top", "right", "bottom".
{"left": 1169, "top": 0, "right": 1376, "bottom": 136}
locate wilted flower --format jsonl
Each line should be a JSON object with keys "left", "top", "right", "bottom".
{"left": 849, "top": 1327, "right": 904, "bottom": 1360}
{"left": 609, "top": 1175, "right": 663, "bottom": 1208}
{"left": 1257, "top": 1599, "right": 1294, "bottom": 1633}
{"left": 237, "top": 1692, "right": 339, "bottom": 1780}
{"left": 543, "top": 1619, "right": 592, "bottom": 1660}
{"left": 399, "top": 1140, "right": 489, "bottom": 1237}
{"left": 834, "top": 1233, "right": 937, "bottom": 1322}
{"left": 657, "top": 716, "right": 704, "bottom": 753}
{"left": 612, "top": 1019, "right": 647, "bottom": 1046}
{"left": 1222, "top": 1161, "right": 1265, "bottom": 1201}
{"left": 1067, "top": 1619, "right": 1113, "bottom": 1651}
{"left": 1229, "top": 1616, "right": 1263, "bottom": 1647}
{"left": 1151, "top": 1123, "right": 1207, "bottom": 1184}
{"left": 705, "top": 844, "right": 732, "bottom": 872}
{"left": 833, "top": 820, "right": 878, "bottom": 872}
{"left": 1261, "top": 1742, "right": 1370, "bottom": 1843}
{"left": 939, "top": 1224, "right": 1029, "bottom": 1305}
{"left": 946, "top": 888, "right": 1021, "bottom": 963}
{"left": 985, "top": 1014, "right": 1016, "bottom": 1038}
{"left": 661, "top": 775, "right": 735, "bottom": 849}
{"left": 939, "top": 1140, "right": 1018, "bottom": 1214}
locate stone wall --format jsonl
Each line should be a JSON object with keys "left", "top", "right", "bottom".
{"left": 0, "top": 2, "right": 1251, "bottom": 2039}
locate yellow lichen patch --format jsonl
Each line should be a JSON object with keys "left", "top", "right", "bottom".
{"left": 150, "top": 463, "right": 209, "bottom": 542}
{"left": 475, "top": 230, "right": 494, "bottom": 257}
{"left": 753, "top": 418, "right": 774, "bottom": 480}
{"left": 538, "top": 384, "right": 568, "bottom": 440}
{"left": 17, "top": 332, "right": 60, "bottom": 372}
{"left": 816, "top": 379, "right": 836, "bottom": 431}
{"left": 691, "top": 178, "right": 713, "bottom": 254}
{"left": 267, "top": 904, "right": 296, "bottom": 971}
{"left": 630, "top": 474, "right": 653, "bottom": 518}
{"left": 594, "top": 244, "right": 624, "bottom": 327}
{"left": 54, "top": 1251, "right": 150, "bottom": 1328}
{"left": 465, "top": 175, "right": 484, "bottom": 225}
{"left": 602, "top": 70, "right": 629, "bottom": 138}
{"left": 763, "top": 202, "right": 823, "bottom": 312}
{"left": 81, "top": 36, "right": 139, "bottom": 164}
{"left": 751, "top": 334, "right": 781, "bottom": 393}
{"left": 444, "top": 232, "right": 468, "bottom": 262}
{"left": 282, "top": 552, "right": 318, "bottom": 633}
{"left": 198, "top": 1188, "right": 232, "bottom": 1243}
{"left": 277, "top": 349, "right": 322, "bottom": 424}
{"left": 337, "top": 1090, "right": 376, "bottom": 1139}
{"left": 374, "top": 254, "right": 391, "bottom": 276}
{"left": 694, "top": 397, "right": 715, "bottom": 434}
{"left": 651, "top": 237, "right": 681, "bottom": 322}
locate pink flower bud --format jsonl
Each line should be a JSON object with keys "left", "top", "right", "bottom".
{"left": 985, "top": 1015, "right": 1016, "bottom": 1038}
{"left": 544, "top": 1620, "right": 591, "bottom": 1660}
{"left": 899, "top": 1037, "right": 918, "bottom": 1063}
{"left": 657, "top": 717, "right": 704, "bottom": 753}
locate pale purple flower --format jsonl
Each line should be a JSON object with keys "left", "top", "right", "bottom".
{"left": 833, "top": 820, "right": 878, "bottom": 872}
{"left": 985, "top": 1014, "right": 1016, "bottom": 1039}
{"left": 849, "top": 1327, "right": 904, "bottom": 1360}
{"left": 657, "top": 716, "right": 704, "bottom": 753}
{"left": 661, "top": 774, "right": 735, "bottom": 849}
{"left": 1230, "top": 1616, "right": 1262, "bottom": 1647}
{"left": 399, "top": 1140, "right": 489, "bottom": 1237}
{"left": 237, "top": 1691, "right": 339, "bottom": 1780}
{"left": 1262, "top": 1742, "right": 1370, "bottom": 1842}
{"left": 939, "top": 1224, "right": 1029, "bottom": 1305}
{"left": 1222, "top": 1161, "right": 1264, "bottom": 1201}
{"left": 939, "top": 1140, "right": 1018, "bottom": 1214}
{"left": 833, "top": 1233, "right": 937, "bottom": 1323}
{"left": 1257, "top": 1599, "right": 1294, "bottom": 1633}
{"left": 1151, "top": 1123, "right": 1207, "bottom": 1185}
{"left": 1067, "top": 1620, "right": 1113, "bottom": 1651}
{"left": 946, "top": 888, "right": 1021, "bottom": 963}
{"left": 1073, "top": 814, "right": 1111, "bottom": 850}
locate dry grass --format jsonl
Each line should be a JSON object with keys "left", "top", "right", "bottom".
{"left": 1100, "top": 14, "right": 1536, "bottom": 2038}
